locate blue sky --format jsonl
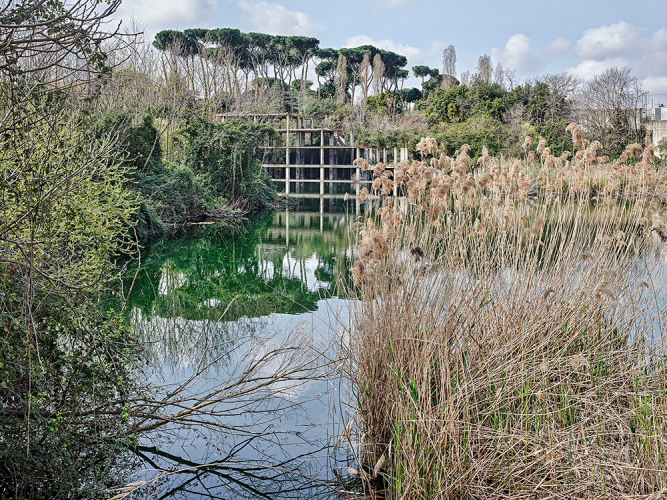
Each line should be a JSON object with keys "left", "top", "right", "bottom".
{"left": 115, "top": 0, "right": 667, "bottom": 102}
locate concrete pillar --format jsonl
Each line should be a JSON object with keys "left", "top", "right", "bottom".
{"left": 320, "top": 166, "right": 324, "bottom": 195}
{"left": 320, "top": 130, "right": 325, "bottom": 164}
{"left": 286, "top": 115, "right": 290, "bottom": 166}
{"left": 355, "top": 167, "right": 361, "bottom": 198}
{"left": 320, "top": 197, "right": 324, "bottom": 234}
{"left": 285, "top": 166, "right": 290, "bottom": 194}
{"left": 383, "top": 148, "right": 387, "bottom": 164}
{"left": 285, "top": 209, "right": 289, "bottom": 246}
{"left": 393, "top": 147, "right": 398, "bottom": 164}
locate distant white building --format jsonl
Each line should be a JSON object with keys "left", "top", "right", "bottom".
{"left": 643, "top": 106, "right": 667, "bottom": 155}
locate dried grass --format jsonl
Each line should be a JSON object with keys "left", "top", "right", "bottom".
{"left": 341, "top": 129, "right": 667, "bottom": 499}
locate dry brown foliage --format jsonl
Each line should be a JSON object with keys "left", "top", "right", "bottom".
{"left": 341, "top": 129, "right": 667, "bottom": 499}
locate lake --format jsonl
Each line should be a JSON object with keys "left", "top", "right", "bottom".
{"left": 123, "top": 186, "right": 373, "bottom": 499}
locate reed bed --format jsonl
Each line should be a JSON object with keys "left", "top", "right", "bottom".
{"left": 342, "top": 127, "right": 667, "bottom": 498}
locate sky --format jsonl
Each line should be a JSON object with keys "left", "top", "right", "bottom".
{"left": 114, "top": 0, "right": 667, "bottom": 104}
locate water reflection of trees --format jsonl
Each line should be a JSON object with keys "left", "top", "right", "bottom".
{"left": 119, "top": 204, "right": 358, "bottom": 498}
{"left": 124, "top": 210, "right": 353, "bottom": 367}
{"left": 126, "top": 210, "right": 353, "bottom": 324}
{"left": 129, "top": 439, "right": 354, "bottom": 500}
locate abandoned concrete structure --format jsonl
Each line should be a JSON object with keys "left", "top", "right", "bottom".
{"left": 216, "top": 113, "right": 409, "bottom": 195}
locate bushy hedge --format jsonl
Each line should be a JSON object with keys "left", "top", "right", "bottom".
{"left": 88, "top": 111, "right": 278, "bottom": 241}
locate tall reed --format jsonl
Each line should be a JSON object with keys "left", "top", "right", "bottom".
{"left": 342, "top": 129, "right": 667, "bottom": 498}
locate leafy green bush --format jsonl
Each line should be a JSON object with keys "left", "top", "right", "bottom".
{"left": 177, "top": 119, "right": 277, "bottom": 211}
{"left": 432, "top": 113, "right": 506, "bottom": 158}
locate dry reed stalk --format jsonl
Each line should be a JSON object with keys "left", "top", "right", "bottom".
{"left": 340, "top": 130, "right": 667, "bottom": 499}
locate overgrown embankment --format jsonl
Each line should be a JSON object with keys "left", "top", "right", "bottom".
{"left": 88, "top": 111, "right": 279, "bottom": 241}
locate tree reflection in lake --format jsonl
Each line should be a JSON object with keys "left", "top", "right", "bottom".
{"left": 122, "top": 195, "right": 359, "bottom": 499}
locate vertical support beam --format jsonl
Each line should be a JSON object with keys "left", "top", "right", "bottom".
{"left": 356, "top": 167, "right": 361, "bottom": 195}
{"left": 286, "top": 115, "right": 290, "bottom": 166}
{"left": 320, "top": 197, "right": 324, "bottom": 234}
{"left": 320, "top": 166, "right": 324, "bottom": 195}
{"left": 285, "top": 166, "right": 290, "bottom": 194}
{"left": 320, "top": 130, "right": 324, "bottom": 164}
{"left": 394, "top": 147, "right": 398, "bottom": 164}
{"left": 285, "top": 209, "right": 289, "bottom": 246}
{"left": 320, "top": 129, "right": 325, "bottom": 195}
{"left": 383, "top": 148, "right": 387, "bottom": 164}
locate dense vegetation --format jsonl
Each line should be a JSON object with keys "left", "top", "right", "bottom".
{"left": 147, "top": 27, "right": 651, "bottom": 162}
{"left": 1, "top": 1, "right": 664, "bottom": 498}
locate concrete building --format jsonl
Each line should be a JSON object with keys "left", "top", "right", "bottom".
{"left": 215, "top": 113, "right": 409, "bottom": 195}
{"left": 643, "top": 106, "right": 667, "bottom": 155}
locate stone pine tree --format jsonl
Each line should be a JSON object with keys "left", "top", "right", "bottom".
{"left": 413, "top": 65, "right": 432, "bottom": 93}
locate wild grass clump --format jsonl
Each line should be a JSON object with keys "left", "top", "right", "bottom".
{"left": 342, "top": 127, "right": 667, "bottom": 498}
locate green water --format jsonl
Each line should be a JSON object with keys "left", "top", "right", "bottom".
{"left": 124, "top": 195, "right": 362, "bottom": 499}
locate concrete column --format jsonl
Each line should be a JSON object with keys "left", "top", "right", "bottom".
{"left": 320, "top": 166, "right": 324, "bottom": 195}
{"left": 320, "top": 197, "right": 324, "bottom": 234}
{"left": 393, "top": 147, "right": 398, "bottom": 164}
{"left": 320, "top": 129, "right": 325, "bottom": 164}
{"left": 286, "top": 115, "right": 290, "bottom": 166}
{"left": 383, "top": 148, "right": 387, "bottom": 164}
{"left": 285, "top": 209, "right": 289, "bottom": 246}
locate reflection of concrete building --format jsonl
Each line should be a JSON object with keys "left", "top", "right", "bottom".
{"left": 215, "top": 113, "right": 408, "bottom": 195}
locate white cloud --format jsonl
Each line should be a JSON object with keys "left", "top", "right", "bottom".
{"left": 575, "top": 21, "right": 645, "bottom": 61}
{"left": 344, "top": 35, "right": 422, "bottom": 62}
{"left": 642, "top": 76, "right": 667, "bottom": 97}
{"left": 566, "top": 57, "right": 628, "bottom": 80}
{"left": 500, "top": 34, "right": 533, "bottom": 71}
{"left": 115, "top": 0, "right": 217, "bottom": 32}
{"left": 492, "top": 34, "right": 546, "bottom": 74}
{"left": 566, "top": 22, "right": 667, "bottom": 96}
{"left": 544, "top": 38, "right": 570, "bottom": 58}
{"left": 236, "top": 0, "right": 324, "bottom": 35}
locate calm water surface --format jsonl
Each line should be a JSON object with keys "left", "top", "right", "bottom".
{"left": 124, "top": 187, "right": 371, "bottom": 499}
